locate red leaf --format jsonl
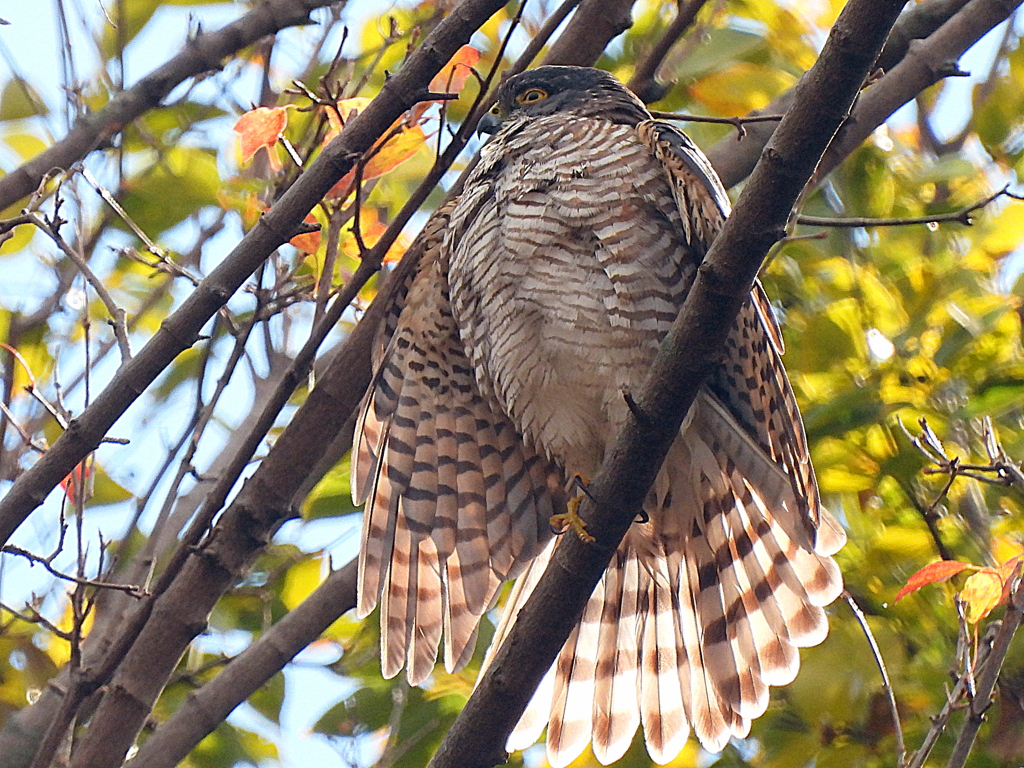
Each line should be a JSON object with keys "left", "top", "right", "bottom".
{"left": 894, "top": 560, "right": 974, "bottom": 602}
{"left": 61, "top": 462, "right": 93, "bottom": 503}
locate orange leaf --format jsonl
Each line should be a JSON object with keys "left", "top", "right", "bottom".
{"left": 336, "top": 209, "right": 409, "bottom": 265}
{"left": 364, "top": 123, "right": 426, "bottom": 178}
{"left": 960, "top": 568, "right": 1005, "bottom": 623}
{"left": 234, "top": 106, "right": 288, "bottom": 166}
{"left": 412, "top": 45, "right": 482, "bottom": 122}
{"left": 327, "top": 123, "right": 427, "bottom": 200}
{"left": 428, "top": 45, "right": 481, "bottom": 94}
{"left": 290, "top": 213, "right": 322, "bottom": 254}
{"left": 325, "top": 98, "right": 373, "bottom": 142}
{"left": 894, "top": 560, "right": 974, "bottom": 602}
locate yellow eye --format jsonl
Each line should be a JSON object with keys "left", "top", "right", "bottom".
{"left": 490, "top": 104, "right": 500, "bottom": 115}
{"left": 516, "top": 87, "right": 548, "bottom": 104}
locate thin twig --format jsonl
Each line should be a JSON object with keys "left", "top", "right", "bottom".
{"left": 0, "top": 546, "right": 147, "bottom": 597}
{"left": 649, "top": 110, "right": 784, "bottom": 139}
{"left": 797, "top": 186, "right": 1023, "bottom": 228}
{"left": 628, "top": 0, "right": 711, "bottom": 103}
{"left": 844, "top": 591, "right": 906, "bottom": 764}
{"left": 0, "top": 600, "right": 71, "bottom": 640}
{"left": 947, "top": 571, "right": 1024, "bottom": 768}
{"left": 26, "top": 209, "right": 132, "bottom": 364}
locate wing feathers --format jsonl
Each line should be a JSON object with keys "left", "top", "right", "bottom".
{"left": 356, "top": 229, "right": 556, "bottom": 682}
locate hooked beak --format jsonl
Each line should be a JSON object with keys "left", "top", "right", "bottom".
{"left": 477, "top": 110, "right": 503, "bottom": 136}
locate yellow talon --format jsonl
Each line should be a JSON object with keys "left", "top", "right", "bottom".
{"left": 550, "top": 480, "right": 596, "bottom": 543}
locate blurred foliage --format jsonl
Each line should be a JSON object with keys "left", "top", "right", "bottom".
{"left": 2, "top": 1, "right": 1024, "bottom": 767}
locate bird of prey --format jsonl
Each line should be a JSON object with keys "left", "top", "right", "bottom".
{"left": 352, "top": 65, "right": 845, "bottom": 766}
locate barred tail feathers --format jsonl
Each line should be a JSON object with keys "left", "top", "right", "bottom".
{"left": 491, "top": 401, "right": 843, "bottom": 765}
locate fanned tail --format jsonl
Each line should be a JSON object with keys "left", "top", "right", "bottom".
{"left": 489, "top": 402, "right": 843, "bottom": 766}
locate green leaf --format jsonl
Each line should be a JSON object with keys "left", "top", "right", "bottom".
{"left": 0, "top": 79, "right": 48, "bottom": 120}
{"left": 248, "top": 671, "right": 285, "bottom": 724}
{"left": 303, "top": 456, "right": 359, "bottom": 519}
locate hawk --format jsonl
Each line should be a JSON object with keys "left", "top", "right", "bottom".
{"left": 352, "top": 65, "right": 846, "bottom": 766}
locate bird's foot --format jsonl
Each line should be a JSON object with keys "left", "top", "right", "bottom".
{"left": 550, "top": 476, "right": 595, "bottom": 543}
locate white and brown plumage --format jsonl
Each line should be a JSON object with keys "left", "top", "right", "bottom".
{"left": 352, "top": 66, "right": 846, "bottom": 766}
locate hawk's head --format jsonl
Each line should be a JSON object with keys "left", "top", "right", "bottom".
{"left": 478, "top": 66, "right": 649, "bottom": 134}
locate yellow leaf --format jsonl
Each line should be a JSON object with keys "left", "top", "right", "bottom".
{"left": 688, "top": 62, "right": 796, "bottom": 115}
{"left": 960, "top": 569, "right": 1004, "bottom": 623}
{"left": 282, "top": 557, "right": 324, "bottom": 610}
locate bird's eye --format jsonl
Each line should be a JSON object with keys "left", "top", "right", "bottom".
{"left": 489, "top": 104, "right": 500, "bottom": 115}
{"left": 516, "top": 88, "right": 548, "bottom": 104}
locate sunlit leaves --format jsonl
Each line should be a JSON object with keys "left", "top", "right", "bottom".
{"left": 893, "top": 559, "right": 973, "bottom": 602}
{"left": 121, "top": 146, "right": 221, "bottom": 236}
{"left": 0, "top": 79, "right": 48, "bottom": 121}
{"left": 895, "top": 555, "right": 1021, "bottom": 624}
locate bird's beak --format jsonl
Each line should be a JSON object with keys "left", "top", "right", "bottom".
{"left": 477, "top": 110, "right": 503, "bottom": 136}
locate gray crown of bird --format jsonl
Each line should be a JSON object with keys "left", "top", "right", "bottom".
{"left": 352, "top": 64, "right": 846, "bottom": 766}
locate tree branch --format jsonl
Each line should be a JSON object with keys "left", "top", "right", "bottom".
{"left": 428, "top": 2, "right": 907, "bottom": 766}
{"left": 541, "top": 0, "right": 635, "bottom": 66}
{"left": 706, "top": 0, "right": 987, "bottom": 188}
{"left": 627, "top": 0, "right": 711, "bottom": 103}
{"left": 123, "top": 561, "right": 358, "bottom": 768}
{"left": 0, "top": 0, "right": 512, "bottom": 553}
{"left": 9, "top": 5, "right": 514, "bottom": 768}
{"left": 811, "top": 0, "right": 1023, "bottom": 185}
{"left": 0, "top": 0, "right": 338, "bottom": 212}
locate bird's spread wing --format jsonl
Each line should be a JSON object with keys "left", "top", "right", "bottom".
{"left": 353, "top": 205, "right": 562, "bottom": 685}
{"left": 642, "top": 117, "right": 845, "bottom": 554}
{"left": 488, "top": 119, "right": 845, "bottom": 767}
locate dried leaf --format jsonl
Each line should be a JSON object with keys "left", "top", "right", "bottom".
{"left": 234, "top": 106, "right": 288, "bottom": 168}
{"left": 894, "top": 560, "right": 974, "bottom": 602}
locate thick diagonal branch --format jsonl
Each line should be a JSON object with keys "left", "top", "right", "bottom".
{"left": 0, "top": 0, "right": 501, "bottom": 551}
{"left": 43, "top": 4, "right": 512, "bottom": 768}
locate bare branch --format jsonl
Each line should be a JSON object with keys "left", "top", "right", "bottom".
{"left": 628, "top": 0, "right": 711, "bottom": 102}
{"left": 124, "top": 561, "right": 358, "bottom": 768}
{"left": 947, "top": 570, "right": 1024, "bottom": 768}
{"left": 0, "top": 545, "right": 147, "bottom": 598}
{"left": 843, "top": 591, "right": 906, "bottom": 764}
{"left": 0, "top": 0, "right": 339, "bottom": 212}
